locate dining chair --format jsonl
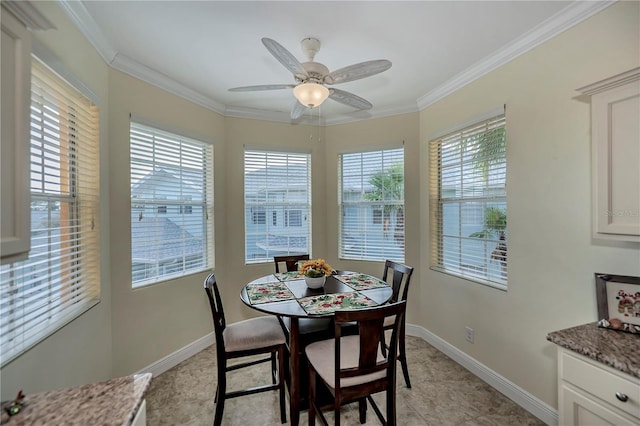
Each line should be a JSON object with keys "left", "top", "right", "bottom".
{"left": 305, "top": 301, "right": 407, "bottom": 426}
{"left": 204, "top": 273, "right": 287, "bottom": 425}
{"left": 381, "top": 259, "right": 414, "bottom": 388}
{"left": 273, "top": 254, "right": 310, "bottom": 274}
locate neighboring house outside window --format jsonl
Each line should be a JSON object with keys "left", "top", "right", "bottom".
{"left": 244, "top": 150, "right": 311, "bottom": 263}
{"left": 429, "top": 111, "right": 507, "bottom": 289}
{"left": 338, "top": 148, "right": 405, "bottom": 262}
{"left": 0, "top": 57, "right": 101, "bottom": 365}
{"left": 129, "top": 122, "right": 214, "bottom": 287}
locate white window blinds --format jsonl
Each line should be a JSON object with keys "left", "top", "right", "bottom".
{"left": 0, "top": 57, "right": 101, "bottom": 366}
{"left": 429, "top": 113, "right": 507, "bottom": 289}
{"left": 130, "top": 123, "right": 214, "bottom": 287}
{"left": 244, "top": 150, "right": 311, "bottom": 263}
{"left": 339, "top": 148, "right": 405, "bottom": 262}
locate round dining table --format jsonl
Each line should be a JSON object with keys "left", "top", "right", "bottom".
{"left": 240, "top": 271, "right": 393, "bottom": 426}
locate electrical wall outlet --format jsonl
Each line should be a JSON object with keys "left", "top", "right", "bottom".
{"left": 465, "top": 326, "right": 474, "bottom": 343}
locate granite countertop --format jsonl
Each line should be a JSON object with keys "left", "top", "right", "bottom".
{"left": 1, "top": 373, "right": 152, "bottom": 425}
{"left": 547, "top": 322, "right": 640, "bottom": 379}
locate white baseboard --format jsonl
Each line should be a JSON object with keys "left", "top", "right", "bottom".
{"left": 137, "top": 332, "right": 215, "bottom": 377}
{"left": 139, "top": 325, "right": 557, "bottom": 425}
{"left": 406, "top": 324, "right": 558, "bottom": 426}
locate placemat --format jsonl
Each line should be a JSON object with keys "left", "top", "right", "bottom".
{"left": 335, "top": 273, "right": 389, "bottom": 291}
{"left": 246, "top": 281, "right": 295, "bottom": 304}
{"left": 297, "top": 292, "right": 378, "bottom": 315}
{"left": 274, "top": 271, "right": 305, "bottom": 281}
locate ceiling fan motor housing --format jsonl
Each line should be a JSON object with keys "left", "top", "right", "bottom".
{"left": 299, "top": 62, "right": 329, "bottom": 84}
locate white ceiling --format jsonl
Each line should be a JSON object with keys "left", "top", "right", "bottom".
{"left": 60, "top": 1, "right": 612, "bottom": 125}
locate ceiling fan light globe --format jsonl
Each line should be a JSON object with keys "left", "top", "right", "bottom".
{"left": 293, "top": 83, "right": 329, "bottom": 107}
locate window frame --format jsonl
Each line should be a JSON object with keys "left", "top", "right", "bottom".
{"left": 0, "top": 55, "right": 101, "bottom": 366}
{"left": 429, "top": 110, "right": 507, "bottom": 290}
{"left": 129, "top": 122, "right": 214, "bottom": 288}
{"left": 244, "top": 149, "right": 312, "bottom": 264}
{"left": 338, "top": 147, "right": 405, "bottom": 262}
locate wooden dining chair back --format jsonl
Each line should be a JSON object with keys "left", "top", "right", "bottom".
{"left": 305, "top": 301, "right": 406, "bottom": 426}
{"left": 383, "top": 260, "right": 414, "bottom": 304}
{"left": 381, "top": 260, "right": 414, "bottom": 389}
{"left": 204, "top": 274, "right": 287, "bottom": 425}
{"left": 273, "top": 254, "right": 310, "bottom": 273}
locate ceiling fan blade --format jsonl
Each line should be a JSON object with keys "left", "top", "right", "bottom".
{"left": 329, "top": 88, "right": 373, "bottom": 110}
{"left": 291, "top": 101, "right": 308, "bottom": 120}
{"left": 229, "top": 84, "right": 295, "bottom": 92}
{"left": 325, "top": 60, "right": 392, "bottom": 85}
{"left": 262, "top": 38, "right": 308, "bottom": 79}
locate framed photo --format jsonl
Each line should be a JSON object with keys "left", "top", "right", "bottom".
{"left": 595, "top": 273, "right": 640, "bottom": 334}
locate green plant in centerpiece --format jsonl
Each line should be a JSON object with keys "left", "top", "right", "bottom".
{"left": 299, "top": 258, "right": 333, "bottom": 277}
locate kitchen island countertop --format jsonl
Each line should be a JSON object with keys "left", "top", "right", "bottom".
{"left": 1, "top": 373, "right": 152, "bottom": 425}
{"left": 547, "top": 322, "right": 640, "bottom": 379}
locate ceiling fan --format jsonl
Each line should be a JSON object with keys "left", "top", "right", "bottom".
{"left": 229, "top": 37, "right": 392, "bottom": 120}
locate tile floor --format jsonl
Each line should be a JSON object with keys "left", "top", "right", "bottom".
{"left": 145, "top": 336, "right": 546, "bottom": 425}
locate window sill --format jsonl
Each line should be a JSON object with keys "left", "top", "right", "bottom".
{"left": 430, "top": 266, "right": 507, "bottom": 291}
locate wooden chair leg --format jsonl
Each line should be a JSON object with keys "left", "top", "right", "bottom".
{"left": 278, "top": 346, "right": 286, "bottom": 424}
{"left": 358, "top": 398, "right": 367, "bottom": 424}
{"left": 399, "top": 325, "right": 411, "bottom": 388}
{"left": 386, "top": 384, "right": 397, "bottom": 426}
{"left": 308, "top": 368, "right": 317, "bottom": 426}
{"left": 213, "top": 363, "right": 226, "bottom": 426}
{"left": 270, "top": 352, "right": 277, "bottom": 384}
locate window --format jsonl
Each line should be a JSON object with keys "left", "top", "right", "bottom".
{"left": 251, "top": 207, "right": 266, "bottom": 225}
{"left": 429, "top": 112, "right": 507, "bottom": 289}
{"left": 244, "top": 150, "right": 311, "bottom": 263}
{"left": 130, "top": 122, "right": 214, "bottom": 287}
{"left": 339, "top": 148, "right": 404, "bottom": 262}
{"left": 0, "top": 57, "right": 100, "bottom": 365}
{"left": 285, "top": 209, "right": 302, "bottom": 227}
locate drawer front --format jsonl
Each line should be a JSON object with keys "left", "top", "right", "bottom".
{"left": 561, "top": 350, "right": 640, "bottom": 419}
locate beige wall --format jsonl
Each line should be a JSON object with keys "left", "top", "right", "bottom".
{"left": 417, "top": 1, "right": 640, "bottom": 407}
{"left": 108, "top": 69, "right": 226, "bottom": 376}
{"left": 323, "top": 113, "right": 421, "bottom": 322}
{"left": 2, "top": 0, "right": 638, "bottom": 414}
{"left": 1, "top": 1, "right": 112, "bottom": 399}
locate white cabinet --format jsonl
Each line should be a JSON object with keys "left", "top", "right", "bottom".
{"left": 557, "top": 347, "right": 640, "bottom": 425}
{"left": 1, "top": 6, "right": 32, "bottom": 263}
{"left": 578, "top": 68, "right": 640, "bottom": 242}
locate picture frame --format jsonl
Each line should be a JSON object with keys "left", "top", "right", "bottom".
{"left": 595, "top": 273, "right": 640, "bottom": 334}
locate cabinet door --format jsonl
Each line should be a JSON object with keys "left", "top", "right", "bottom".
{"left": 1, "top": 8, "right": 31, "bottom": 263}
{"left": 592, "top": 81, "right": 640, "bottom": 240}
{"left": 579, "top": 68, "right": 640, "bottom": 242}
{"left": 561, "top": 385, "right": 638, "bottom": 426}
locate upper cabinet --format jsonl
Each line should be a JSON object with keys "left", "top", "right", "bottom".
{"left": 1, "top": 2, "right": 54, "bottom": 264}
{"left": 1, "top": 6, "right": 32, "bottom": 264}
{"left": 578, "top": 68, "right": 640, "bottom": 243}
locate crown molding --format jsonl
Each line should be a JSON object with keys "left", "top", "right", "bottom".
{"left": 58, "top": 0, "right": 615, "bottom": 125}
{"left": 416, "top": 0, "right": 616, "bottom": 110}
{"left": 324, "top": 103, "right": 419, "bottom": 126}
{"left": 111, "top": 53, "right": 226, "bottom": 114}
{"left": 577, "top": 66, "right": 640, "bottom": 95}
{"left": 3, "top": 0, "right": 55, "bottom": 30}
{"left": 56, "top": 0, "right": 116, "bottom": 64}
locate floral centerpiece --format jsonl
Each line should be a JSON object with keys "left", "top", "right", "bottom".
{"left": 299, "top": 258, "right": 333, "bottom": 277}
{"left": 299, "top": 258, "right": 333, "bottom": 289}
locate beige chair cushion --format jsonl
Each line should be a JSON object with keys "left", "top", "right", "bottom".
{"left": 223, "top": 316, "right": 286, "bottom": 353}
{"left": 305, "top": 335, "right": 386, "bottom": 390}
